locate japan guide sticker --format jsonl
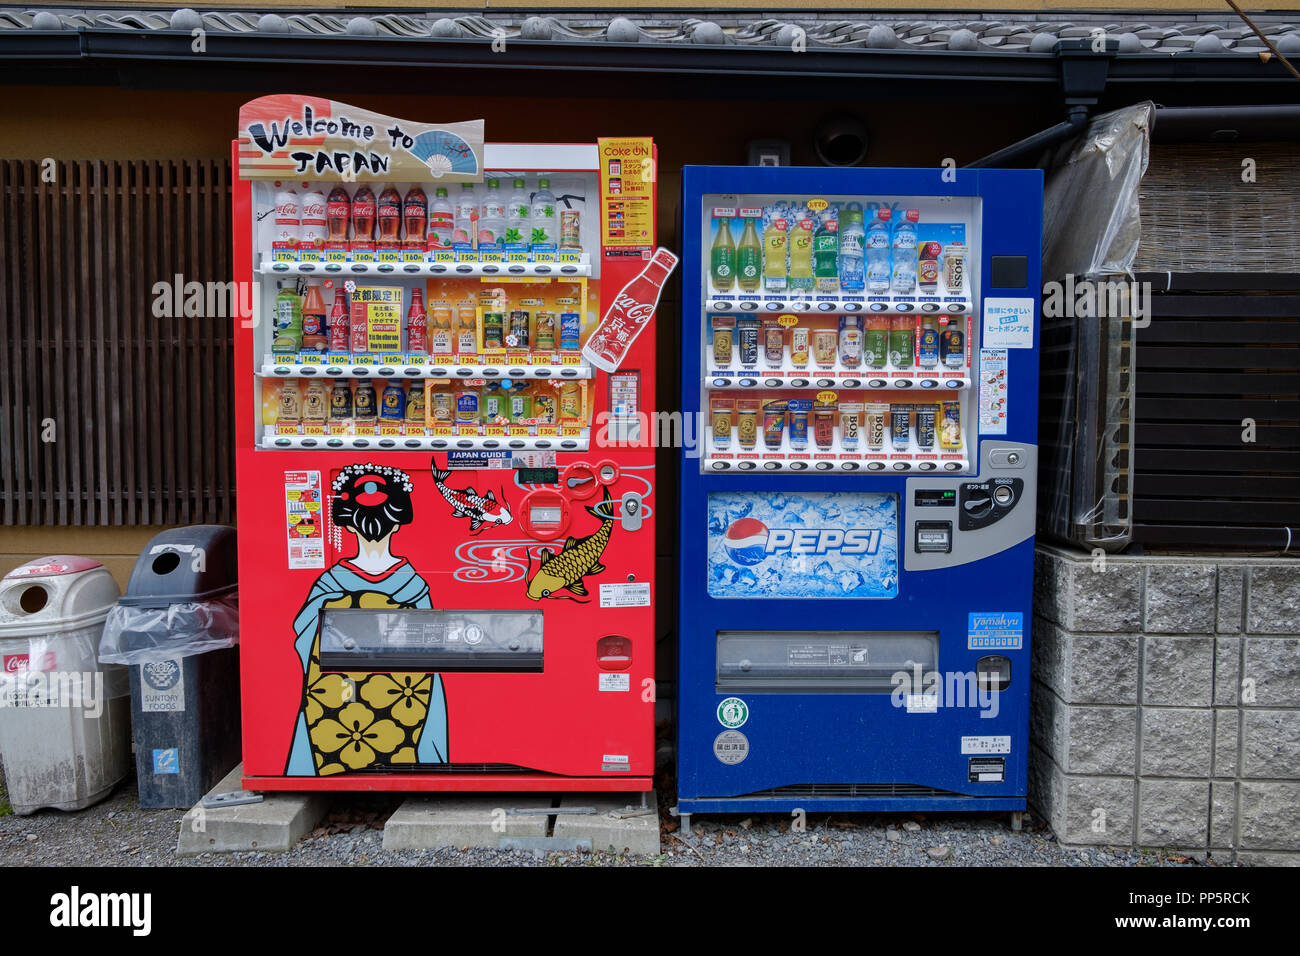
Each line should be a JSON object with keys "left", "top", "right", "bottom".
{"left": 284, "top": 470, "right": 325, "bottom": 569}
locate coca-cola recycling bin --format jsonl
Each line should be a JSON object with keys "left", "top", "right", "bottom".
{"left": 0, "top": 557, "right": 131, "bottom": 814}
{"left": 99, "top": 526, "right": 240, "bottom": 809}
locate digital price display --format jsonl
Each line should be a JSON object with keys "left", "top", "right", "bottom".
{"left": 517, "top": 468, "right": 559, "bottom": 485}
{"left": 914, "top": 489, "right": 957, "bottom": 508}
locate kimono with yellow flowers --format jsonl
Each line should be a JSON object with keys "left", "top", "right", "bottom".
{"left": 284, "top": 558, "right": 447, "bottom": 775}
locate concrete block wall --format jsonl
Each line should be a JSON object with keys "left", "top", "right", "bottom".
{"left": 1030, "top": 544, "right": 1300, "bottom": 864}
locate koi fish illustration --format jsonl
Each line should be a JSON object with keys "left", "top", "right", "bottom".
{"left": 526, "top": 487, "right": 614, "bottom": 601}
{"left": 431, "top": 464, "right": 512, "bottom": 534}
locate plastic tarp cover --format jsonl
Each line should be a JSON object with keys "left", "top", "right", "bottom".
{"left": 1043, "top": 102, "right": 1153, "bottom": 282}
{"left": 1038, "top": 103, "right": 1151, "bottom": 552}
{"left": 0, "top": 622, "right": 130, "bottom": 703}
{"left": 98, "top": 596, "right": 239, "bottom": 665}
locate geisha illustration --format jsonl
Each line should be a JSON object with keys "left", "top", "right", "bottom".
{"left": 285, "top": 462, "right": 447, "bottom": 775}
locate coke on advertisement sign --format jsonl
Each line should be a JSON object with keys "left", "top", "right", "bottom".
{"left": 582, "top": 247, "right": 679, "bottom": 373}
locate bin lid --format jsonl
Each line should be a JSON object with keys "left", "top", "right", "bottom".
{"left": 118, "top": 525, "right": 238, "bottom": 606}
{"left": 0, "top": 556, "right": 120, "bottom": 636}
{"left": 4, "top": 555, "right": 104, "bottom": 579}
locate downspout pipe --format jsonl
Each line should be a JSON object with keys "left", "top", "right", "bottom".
{"left": 965, "top": 106, "right": 1089, "bottom": 168}
{"left": 967, "top": 37, "right": 1117, "bottom": 168}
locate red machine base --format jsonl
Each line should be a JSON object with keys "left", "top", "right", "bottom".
{"left": 243, "top": 774, "right": 653, "bottom": 793}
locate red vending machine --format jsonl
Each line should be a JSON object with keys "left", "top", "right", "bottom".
{"left": 232, "top": 96, "right": 661, "bottom": 792}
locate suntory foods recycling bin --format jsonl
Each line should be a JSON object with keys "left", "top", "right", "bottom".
{"left": 0, "top": 557, "right": 131, "bottom": 814}
{"left": 100, "top": 526, "right": 240, "bottom": 809}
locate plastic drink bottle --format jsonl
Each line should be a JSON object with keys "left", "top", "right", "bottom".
{"left": 478, "top": 178, "right": 504, "bottom": 247}
{"left": 453, "top": 183, "right": 478, "bottom": 246}
{"left": 350, "top": 184, "right": 375, "bottom": 251}
{"left": 298, "top": 184, "right": 327, "bottom": 251}
{"left": 839, "top": 207, "right": 867, "bottom": 293}
{"left": 272, "top": 183, "right": 298, "bottom": 254}
{"left": 326, "top": 186, "right": 351, "bottom": 245}
{"left": 711, "top": 217, "right": 736, "bottom": 293}
{"left": 813, "top": 215, "right": 839, "bottom": 293}
{"left": 376, "top": 185, "right": 402, "bottom": 242}
{"left": 864, "top": 208, "right": 892, "bottom": 294}
{"left": 788, "top": 216, "right": 815, "bottom": 293}
{"left": 272, "top": 282, "right": 303, "bottom": 354}
{"left": 506, "top": 178, "right": 531, "bottom": 246}
{"left": 426, "top": 187, "right": 453, "bottom": 249}
{"left": 300, "top": 281, "right": 328, "bottom": 352}
{"left": 736, "top": 218, "right": 762, "bottom": 292}
{"left": 482, "top": 178, "right": 506, "bottom": 220}
{"left": 403, "top": 186, "right": 428, "bottom": 248}
{"left": 892, "top": 209, "right": 919, "bottom": 295}
{"left": 583, "top": 247, "right": 679, "bottom": 373}
{"left": 762, "top": 216, "right": 789, "bottom": 292}
{"left": 530, "top": 178, "right": 558, "bottom": 247}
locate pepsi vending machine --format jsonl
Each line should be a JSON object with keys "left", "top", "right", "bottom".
{"left": 676, "top": 166, "right": 1042, "bottom": 830}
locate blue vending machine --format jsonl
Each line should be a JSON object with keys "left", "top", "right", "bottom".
{"left": 676, "top": 165, "right": 1042, "bottom": 832}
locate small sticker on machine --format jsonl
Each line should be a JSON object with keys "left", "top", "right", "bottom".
{"left": 601, "top": 753, "right": 630, "bottom": 772}
{"left": 713, "top": 730, "right": 749, "bottom": 765}
{"left": 968, "top": 757, "right": 1006, "bottom": 783}
{"left": 905, "top": 694, "right": 938, "bottom": 714}
{"left": 982, "top": 298, "right": 1034, "bottom": 350}
{"left": 599, "top": 673, "right": 630, "bottom": 692}
{"left": 978, "top": 348, "right": 1009, "bottom": 436}
{"left": 968, "top": 612, "right": 1023, "bottom": 650}
{"left": 600, "top": 582, "right": 651, "bottom": 608}
{"left": 448, "top": 450, "right": 511, "bottom": 470}
{"left": 961, "top": 735, "right": 1011, "bottom": 755}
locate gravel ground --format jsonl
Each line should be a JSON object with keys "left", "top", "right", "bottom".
{"left": 0, "top": 767, "right": 1226, "bottom": 867}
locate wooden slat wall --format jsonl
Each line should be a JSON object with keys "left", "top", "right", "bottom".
{"left": 1132, "top": 279, "right": 1300, "bottom": 551}
{"left": 0, "top": 159, "right": 234, "bottom": 526}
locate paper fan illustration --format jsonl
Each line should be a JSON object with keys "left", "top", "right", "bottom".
{"left": 407, "top": 130, "right": 479, "bottom": 178}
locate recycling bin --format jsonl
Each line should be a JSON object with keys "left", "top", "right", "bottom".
{"left": 100, "top": 526, "right": 240, "bottom": 809}
{"left": 0, "top": 556, "right": 131, "bottom": 814}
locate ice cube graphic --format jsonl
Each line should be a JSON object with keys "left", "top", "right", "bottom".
{"left": 727, "top": 499, "right": 754, "bottom": 521}
{"left": 814, "top": 560, "right": 834, "bottom": 579}
{"left": 838, "top": 570, "right": 866, "bottom": 593}
{"left": 735, "top": 568, "right": 759, "bottom": 590}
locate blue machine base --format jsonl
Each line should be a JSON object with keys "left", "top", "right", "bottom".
{"left": 677, "top": 795, "right": 1026, "bottom": 816}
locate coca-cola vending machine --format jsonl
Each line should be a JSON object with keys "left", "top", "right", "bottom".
{"left": 232, "top": 95, "right": 667, "bottom": 792}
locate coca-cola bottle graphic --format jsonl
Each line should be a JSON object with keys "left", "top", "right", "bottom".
{"left": 351, "top": 184, "right": 376, "bottom": 252}
{"left": 326, "top": 185, "right": 351, "bottom": 245}
{"left": 376, "top": 185, "right": 402, "bottom": 243}
{"left": 582, "top": 247, "right": 679, "bottom": 373}
{"left": 403, "top": 186, "right": 427, "bottom": 249}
